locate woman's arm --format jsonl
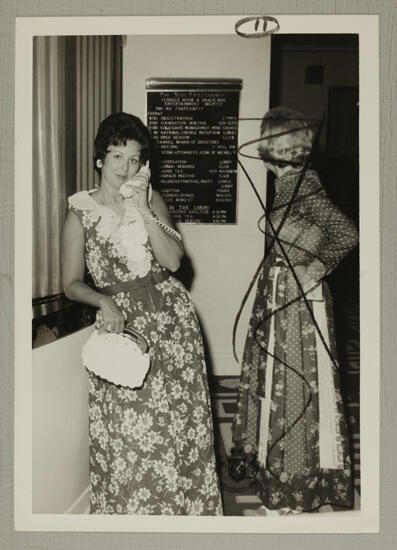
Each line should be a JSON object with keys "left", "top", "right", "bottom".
{"left": 121, "top": 164, "right": 184, "bottom": 272}
{"left": 300, "top": 174, "right": 359, "bottom": 282}
{"left": 62, "top": 210, "right": 125, "bottom": 333}
{"left": 140, "top": 190, "right": 184, "bottom": 272}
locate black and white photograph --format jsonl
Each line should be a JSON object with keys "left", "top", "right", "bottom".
{"left": 14, "top": 14, "right": 379, "bottom": 533}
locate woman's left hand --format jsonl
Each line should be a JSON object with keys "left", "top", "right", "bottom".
{"left": 120, "top": 162, "right": 151, "bottom": 211}
{"left": 127, "top": 182, "right": 150, "bottom": 211}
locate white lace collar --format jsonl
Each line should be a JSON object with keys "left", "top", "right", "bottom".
{"left": 69, "top": 190, "right": 152, "bottom": 278}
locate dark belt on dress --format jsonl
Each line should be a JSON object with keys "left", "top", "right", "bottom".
{"left": 100, "top": 269, "right": 171, "bottom": 296}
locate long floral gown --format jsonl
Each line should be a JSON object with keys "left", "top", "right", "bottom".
{"left": 232, "top": 167, "right": 359, "bottom": 512}
{"left": 68, "top": 190, "right": 223, "bottom": 516}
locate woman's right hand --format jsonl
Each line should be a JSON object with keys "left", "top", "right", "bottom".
{"left": 98, "top": 295, "right": 125, "bottom": 334}
{"left": 293, "top": 265, "right": 313, "bottom": 290}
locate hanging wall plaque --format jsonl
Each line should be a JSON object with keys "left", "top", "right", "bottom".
{"left": 146, "top": 78, "right": 242, "bottom": 224}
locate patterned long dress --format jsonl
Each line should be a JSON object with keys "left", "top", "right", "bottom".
{"left": 232, "top": 168, "right": 359, "bottom": 512}
{"left": 68, "top": 190, "right": 223, "bottom": 516}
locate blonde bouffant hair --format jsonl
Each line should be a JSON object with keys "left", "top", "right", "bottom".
{"left": 257, "top": 107, "right": 314, "bottom": 167}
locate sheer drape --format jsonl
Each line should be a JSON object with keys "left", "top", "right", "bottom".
{"left": 32, "top": 35, "right": 122, "bottom": 300}
{"left": 75, "top": 36, "right": 122, "bottom": 192}
{"left": 33, "top": 36, "right": 67, "bottom": 299}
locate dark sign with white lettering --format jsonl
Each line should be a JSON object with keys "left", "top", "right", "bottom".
{"left": 146, "top": 79, "right": 242, "bottom": 224}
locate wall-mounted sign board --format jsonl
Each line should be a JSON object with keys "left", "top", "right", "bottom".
{"left": 146, "top": 78, "right": 242, "bottom": 224}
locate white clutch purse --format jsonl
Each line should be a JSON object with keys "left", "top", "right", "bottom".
{"left": 82, "top": 326, "right": 151, "bottom": 389}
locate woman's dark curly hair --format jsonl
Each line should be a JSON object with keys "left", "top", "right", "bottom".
{"left": 94, "top": 112, "right": 152, "bottom": 173}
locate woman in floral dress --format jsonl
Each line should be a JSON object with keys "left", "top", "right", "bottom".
{"left": 232, "top": 107, "right": 358, "bottom": 514}
{"left": 62, "top": 112, "right": 223, "bottom": 515}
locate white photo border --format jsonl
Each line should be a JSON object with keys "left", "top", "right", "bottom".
{"left": 15, "top": 14, "right": 379, "bottom": 533}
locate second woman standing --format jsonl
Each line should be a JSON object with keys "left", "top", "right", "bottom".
{"left": 232, "top": 107, "right": 358, "bottom": 515}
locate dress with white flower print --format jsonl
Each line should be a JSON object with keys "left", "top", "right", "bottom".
{"left": 68, "top": 190, "right": 223, "bottom": 516}
{"left": 232, "top": 169, "right": 358, "bottom": 512}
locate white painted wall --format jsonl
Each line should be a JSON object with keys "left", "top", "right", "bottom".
{"left": 32, "top": 326, "right": 91, "bottom": 513}
{"left": 123, "top": 35, "right": 271, "bottom": 374}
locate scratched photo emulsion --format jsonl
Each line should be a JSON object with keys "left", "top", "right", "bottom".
{"left": 31, "top": 29, "right": 360, "bottom": 517}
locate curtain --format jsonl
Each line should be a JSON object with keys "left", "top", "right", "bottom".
{"left": 75, "top": 36, "right": 122, "bottom": 192}
{"left": 33, "top": 36, "right": 67, "bottom": 299}
{"left": 32, "top": 35, "right": 122, "bottom": 300}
